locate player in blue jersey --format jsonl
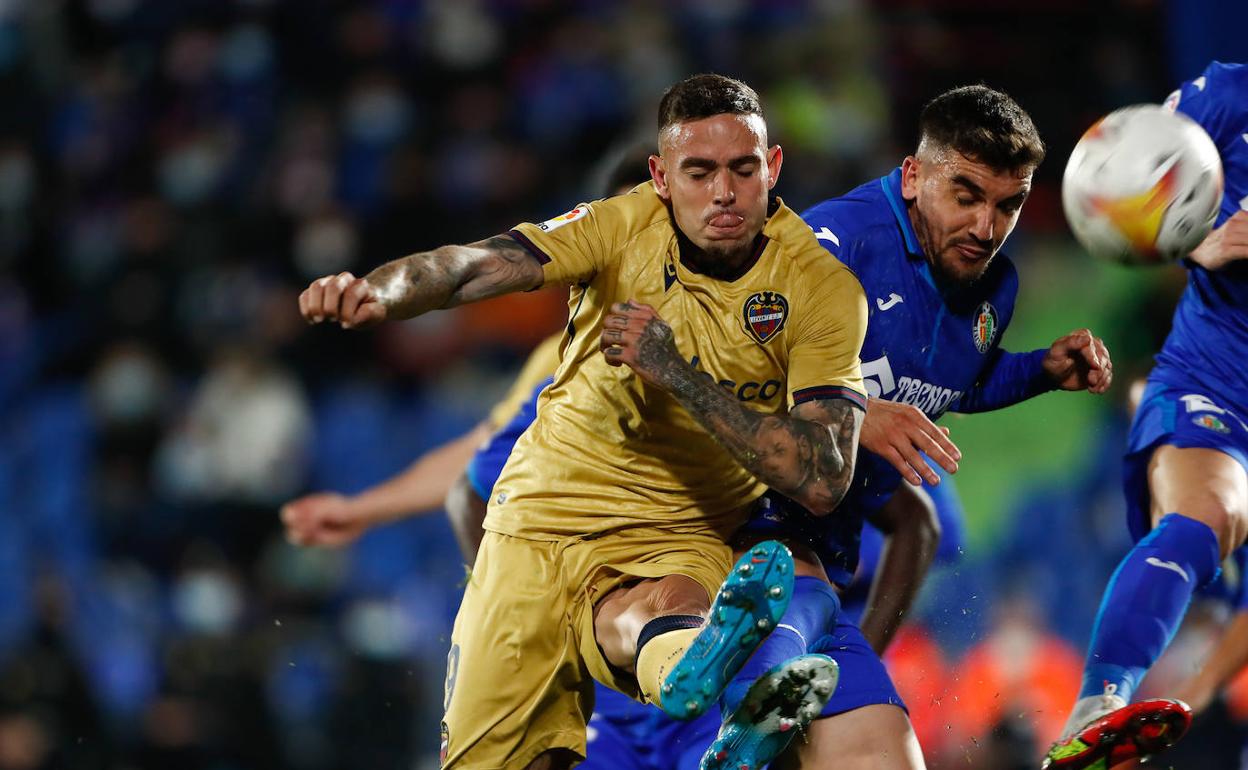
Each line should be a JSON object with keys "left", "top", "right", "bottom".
{"left": 693, "top": 85, "right": 1115, "bottom": 770}
{"left": 1044, "top": 61, "right": 1248, "bottom": 770}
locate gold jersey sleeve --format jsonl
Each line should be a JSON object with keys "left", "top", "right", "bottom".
{"left": 784, "top": 255, "right": 868, "bottom": 409}
{"left": 487, "top": 192, "right": 868, "bottom": 543}
{"left": 507, "top": 182, "right": 668, "bottom": 288}
{"left": 485, "top": 332, "right": 564, "bottom": 430}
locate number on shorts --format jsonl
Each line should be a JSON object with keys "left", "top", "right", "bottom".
{"left": 444, "top": 644, "right": 460, "bottom": 712}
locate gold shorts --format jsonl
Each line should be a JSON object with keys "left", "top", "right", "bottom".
{"left": 440, "top": 528, "right": 733, "bottom": 769}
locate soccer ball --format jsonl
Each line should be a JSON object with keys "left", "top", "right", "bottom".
{"left": 1061, "top": 104, "right": 1223, "bottom": 265}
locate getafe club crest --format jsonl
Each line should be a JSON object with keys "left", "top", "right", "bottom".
{"left": 972, "top": 301, "right": 998, "bottom": 354}
{"left": 743, "top": 291, "right": 789, "bottom": 344}
{"left": 1193, "top": 414, "right": 1231, "bottom": 434}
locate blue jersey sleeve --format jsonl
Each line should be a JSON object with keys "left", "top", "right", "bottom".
{"left": 949, "top": 347, "right": 1054, "bottom": 413}
{"left": 1170, "top": 61, "right": 1248, "bottom": 153}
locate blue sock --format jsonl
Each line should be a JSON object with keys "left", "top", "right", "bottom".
{"left": 1080, "top": 513, "right": 1220, "bottom": 702}
{"left": 720, "top": 576, "right": 840, "bottom": 714}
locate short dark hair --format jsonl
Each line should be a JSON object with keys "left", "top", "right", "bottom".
{"left": 657, "top": 73, "right": 763, "bottom": 133}
{"left": 918, "top": 85, "right": 1045, "bottom": 171}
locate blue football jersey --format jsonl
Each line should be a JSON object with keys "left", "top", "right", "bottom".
{"left": 747, "top": 168, "right": 1049, "bottom": 585}
{"left": 1152, "top": 61, "right": 1248, "bottom": 412}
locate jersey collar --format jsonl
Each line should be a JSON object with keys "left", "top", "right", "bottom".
{"left": 881, "top": 167, "right": 923, "bottom": 258}
{"left": 882, "top": 166, "right": 942, "bottom": 291}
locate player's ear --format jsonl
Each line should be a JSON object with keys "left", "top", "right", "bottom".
{"left": 900, "top": 155, "right": 921, "bottom": 201}
{"left": 649, "top": 154, "right": 670, "bottom": 200}
{"left": 766, "top": 145, "right": 782, "bottom": 190}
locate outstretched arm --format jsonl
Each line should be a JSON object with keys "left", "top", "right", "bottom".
{"left": 601, "top": 300, "right": 861, "bottom": 515}
{"left": 298, "top": 235, "right": 545, "bottom": 328}
{"left": 952, "top": 328, "right": 1112, "bottom": 413}
{"left": 444, "top": 470, "right": 489, "bottom": 565}
{"left": 280, "top": 422, "right": 491, "bottom": 548}
{"left": 858, "top": 483, "right": 940, "bottom": 654}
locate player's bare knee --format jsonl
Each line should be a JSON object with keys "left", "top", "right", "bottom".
{"left": 593, "top": 576, "right": 708, "bottom": 668}
{"left": 639, "top": 574, "right": 709, "bottom": 617}
{"left": 790, "top": 705, "right": 924, "bottom": 769}
{"left": 1212, "top": 498, "right": 1248, "bottom": 555}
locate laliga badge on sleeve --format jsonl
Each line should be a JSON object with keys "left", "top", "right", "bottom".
{"left": 537, "top": 206, "right": 588, "bottom": 232}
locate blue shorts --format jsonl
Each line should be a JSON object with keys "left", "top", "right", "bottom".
{"left": 582, "top": 620, "right": 902, "bottom": 769}
{"left": 581, "top": 685, "right": 719, "bottom": 770}
{"left": 810, "top": 616, "right": 906, "bottom": 718}
{"left": 1123, "top": 382, "right": 1248, "bottom": 542}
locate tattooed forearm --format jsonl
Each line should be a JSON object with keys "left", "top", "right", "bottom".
{"left": 655, "top": 358, "right": 862, "bottom": 516}
{"left": 446, "top": 236, "right": 545, "bottom": 305}
{"left": 365, "top": 235, "right": 544, "bottom": 320}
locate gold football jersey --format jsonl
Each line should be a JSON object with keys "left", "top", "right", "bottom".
{"left": 487, "top": 182, "right": 867, "bottom": 541}
{"left": 486, "top": 332, "right": 563, "bottom": 430}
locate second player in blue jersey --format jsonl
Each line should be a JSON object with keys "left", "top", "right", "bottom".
{"left": 1046, "top": 60, "right": 1248, "bottom": 770}
{"left": 708, "top": 85, "right": 1115, "bottom": 770}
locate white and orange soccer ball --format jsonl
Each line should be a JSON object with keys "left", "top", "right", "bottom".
{"left": 1062, "top": 104, "right": 1223, "bottom": 265}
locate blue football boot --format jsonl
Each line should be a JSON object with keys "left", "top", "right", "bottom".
{"left": 659, "top": 540, "right": 794, "bottom": 720}
{"left": 703, "top": 653, "right": 838, "bottom": 763}
{"left": 699, "top": 654, "right": 838, "bottom": 770}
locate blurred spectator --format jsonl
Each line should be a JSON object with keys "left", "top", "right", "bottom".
{"left": 942, "top": 592, "right": 1083, "bottom": 764}
{"left": 156, "top": 348, "right": 311, "bottom": 506}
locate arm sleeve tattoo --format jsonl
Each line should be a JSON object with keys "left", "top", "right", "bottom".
{"left": 365, "top": 235, "right": 544, "bottom": 320}
{"left": 649, "top": 332, "right": 862, "bottom": 515}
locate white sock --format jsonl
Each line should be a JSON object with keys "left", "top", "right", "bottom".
{"left": 1060, "top": 683, "right": 1127, "bottom": 740}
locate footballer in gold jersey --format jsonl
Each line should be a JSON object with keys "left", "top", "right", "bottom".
{"left": 299, "top": 74, "right": 868, "bottom": 770}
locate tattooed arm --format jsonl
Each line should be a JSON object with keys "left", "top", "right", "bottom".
{"left": 602, "top": 300, "right": 861, "bottom": 515}
{"left": 298, "top": 235, "right": 545, "bottom": 328}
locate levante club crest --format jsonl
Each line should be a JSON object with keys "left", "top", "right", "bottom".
{"left": 972, "top": 301, "right": 998, "bottom": 354}
{"left": 744, "top": 291, "right": 789, "bottom": 344}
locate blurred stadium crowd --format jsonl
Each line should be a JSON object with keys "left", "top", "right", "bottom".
{"left": 1, "top": 1, "right": 1246, "bottom": 768}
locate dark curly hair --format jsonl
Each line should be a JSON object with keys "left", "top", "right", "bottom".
{"left": 919, "top": 85, "right": 1045, "bottom": 171}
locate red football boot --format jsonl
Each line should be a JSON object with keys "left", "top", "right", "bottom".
{"left": 1042, "top": 698, "right": 1192, "bottom": 770}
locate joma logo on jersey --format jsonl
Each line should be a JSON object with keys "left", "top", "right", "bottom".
{"left": 743, "top": 291, "right": 789, "bottom": 344}
{"left": 690, "top": 355, "right": 782, "bottom": 402}
{"left": 972, "top": 301, "right": 998, "bottom": 354}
